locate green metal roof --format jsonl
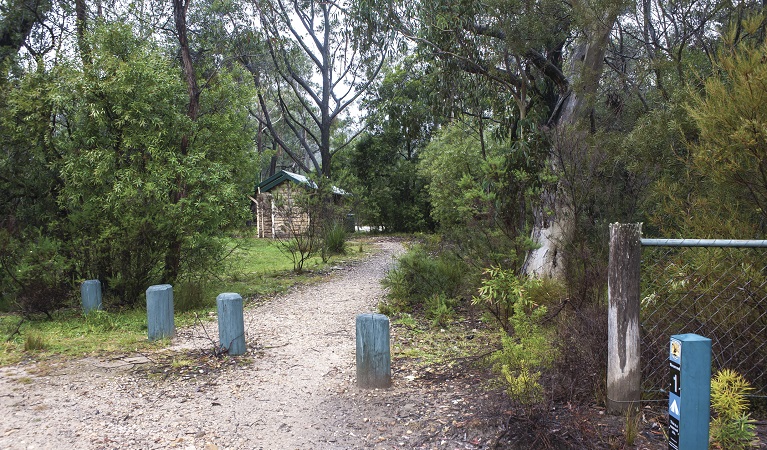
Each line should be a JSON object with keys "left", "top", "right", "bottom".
{"left": 257, "top": 170, "right": 313, "bottom": 193}
{"left": 257, "top": 170, "right": 348, "bottom": 195}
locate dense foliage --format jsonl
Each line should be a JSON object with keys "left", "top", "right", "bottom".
{"left": 2, "top": 0, "right": 767, "bottom": 428}
{"left": 371, "top": 2, "right": 767, "bottom": 416}
{"left": 0, "top": 22, "right": 256, "bottom": 308}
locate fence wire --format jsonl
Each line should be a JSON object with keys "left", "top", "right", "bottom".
{"left": 640, "top": 245, "right": 767, "bottom": 397}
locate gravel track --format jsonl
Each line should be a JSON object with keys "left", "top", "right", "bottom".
{"left": 0, "top": 239, "right": 405, "bottom": 450}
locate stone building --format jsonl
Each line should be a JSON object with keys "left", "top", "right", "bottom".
{"left": 252, "top": 170, "right": 348, "bottom": 238}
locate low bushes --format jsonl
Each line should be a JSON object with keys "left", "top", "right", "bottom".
{"left": 382, "top": 244, "right": 608, "bottom": 410}
{"left": 381, "top": 244, "right": 469, "bottom": 313}
{"left": 710, "top": 369, "right": 758, "bottom": 449}
{"left": 321, "top": 221, "right": 347, "bottom": 262}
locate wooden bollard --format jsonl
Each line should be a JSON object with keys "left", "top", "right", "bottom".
{"left": 217, "top": 293, "right": 246, "bottom": 356}
{"left": 146, "top": 284, "right": 174, "bottom": 341}
{"left": 356, "top": 313, "right": 391, "bottom": 388}
{"left": 80, "top": 279, "right": 102, "bottom": 314}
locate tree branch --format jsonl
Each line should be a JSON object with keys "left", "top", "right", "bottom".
{"left": 256, "top": 90, "right": 313, "bottom": 174}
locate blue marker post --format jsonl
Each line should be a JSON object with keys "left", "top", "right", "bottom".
{"left": 146, "top": 284, "right": 175, "bottom": 341}
{"left": 668, "top": 333, "right": 711, "bottom": 450}
{"left": 80, "top": 279, "right": 102, "bottom": 314}
{"left": 216, "top": 293, "right": 246, "bottom": 356}
{"left": 356, "top": 313, "right": 391, "bottom": 388}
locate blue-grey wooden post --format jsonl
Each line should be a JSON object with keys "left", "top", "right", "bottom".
{"left": 80, "top": 279, "right": 102, "bottom": 314}
{"left": 668, "top": 333, "right": 711, "bottom": 450}
{"left": 216, "top": 293, "right": 246, "bottom": 356}
{"left": 146, "top": 284, "right": 174, "bottom": 341}
{"left": 356, "top": 313, "right": 391, "bottom": 388}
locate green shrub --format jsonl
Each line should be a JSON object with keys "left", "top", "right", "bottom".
{"left": 321, "top": 221, "right": 347, "bottom": 262}
{"left": 710, "top": 369, "right": 758, "bottom": 450}
{"left": 490, "top": 292, "right": 554, "bottom": 406}
{"left": 473, "top": 266, "right": 528, "bottom": 332}
{"left": 425, "top": 293, "right": 456, "bottom": 328}
{"left": 377, "top": 300, "right": 398, "bottom": 317}
{"left": 382, "top": 245, "right": 467, "bottom": 312}
{"left": 48, "top": 23, "right": 256, "bottom": 305}
{"left": 24, "top": 331, "right": 48, "bottom": 351}
{"left": 84, "top": 310, "right": 119, "bottom": 332}
{"left": 175, "top": 279, "right": 210, "bottom": 312}
{"left": 392, "top": 313, "right": 418, "bottom": 328}
{"left": 0, "top": 230, "right": 72, "bottom": 316}
{"left": 474, "top": 268, "right": 557, "bottom": 406}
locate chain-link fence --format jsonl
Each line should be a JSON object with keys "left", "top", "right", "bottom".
{"left": 640, "top": 240, "right": 767, "bottom": 398}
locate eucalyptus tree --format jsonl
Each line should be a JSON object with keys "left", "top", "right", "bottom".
{"left": 368, "top": 0, "right": 762, "bottom": 278}
{"left": 608, "top": 0, "right": 762, "bottom": 109}
{"left": 365, "top": 0, "right": 622, "bottom": 278}
{"left": 241, "top": 33, "right": 318, "bottom": 176}
{"left": 597, "top": 0, "right": 767, "bottom": 241}
{"left": 337, "top": 58, "right": 440, "bottom": 232}
{"left": 364, "top": 59, "right": 438, "bottom": 161}
{"left": 254, "top": 0, "right": 391, "bottom": 179}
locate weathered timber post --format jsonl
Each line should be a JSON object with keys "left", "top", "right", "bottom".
{"left": 356, "top": 313, "right": 391, "bottom": 388}
{"left": 80, "top": 279, "right": 102, "bottom": 314}
{"left": 216, "top": 293, "right": 246, "bottom": 356}
{"left": 607, "top": 222, "right": 642, "bottom": 414}
{"left": 146, "top": 284, "right": 174, "bottom": 341}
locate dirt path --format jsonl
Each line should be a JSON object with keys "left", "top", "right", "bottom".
{"left": 0, "top": 238, "right": 683, "bottom": 450}
{"left": 0, "top": 240, "right": 407, "bottom": 450}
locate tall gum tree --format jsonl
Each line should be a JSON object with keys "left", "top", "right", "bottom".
{"left": 375, "top": 0, "right": 624, "bottom": 278}
{"left": 255, "top": 0, "right": 390, "bottom": 179}
{"left": 524, "top": 0, "right": 622, "bottom": 279}
{"left": 164, "top": 0, "right": 200, "bottom": 282}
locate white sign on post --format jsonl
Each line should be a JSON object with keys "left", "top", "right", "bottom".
{"left": 669, "top": 337, "right": 681, "bottom": 449}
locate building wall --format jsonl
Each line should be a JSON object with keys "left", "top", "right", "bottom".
{"left": 255, "top": 194, "right": 273, "bottom": 238}
{"left": 256, "top": 183, "right": 310, "bottom": 239}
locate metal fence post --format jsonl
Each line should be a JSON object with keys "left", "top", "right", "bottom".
{"left": 607, "top": 222, "right": 642, "bottom": 414}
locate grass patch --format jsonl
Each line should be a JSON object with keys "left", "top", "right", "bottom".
{"left": 201, "top": 235, "right": 371, "bottom": 301}
{"left": 0, "top": 235, "right": 376, "bottom": 367}
{"left": 24, "top": 331, "right": 48, "bottom": 351}
{"left": 170, "top": 357, "right": 197, "bottom": 369}
{"left": 0, "top": 308, "right": 158, "bottom": 365}
{"left": 389, "top": 310, "right": 500, "bottom": 370}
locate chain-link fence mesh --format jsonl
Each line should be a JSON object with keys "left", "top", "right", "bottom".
{"left": 640, "top": 245, "right": 767, "bottom": 398}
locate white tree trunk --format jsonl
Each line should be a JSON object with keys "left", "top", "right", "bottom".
{"left": 522, "top": 8, "right": 618, "bottom": 279}
{"left": 523, "top": 198, "right": 573, "bottom": 279}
